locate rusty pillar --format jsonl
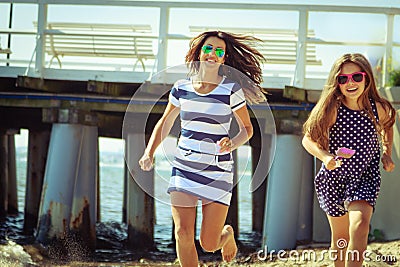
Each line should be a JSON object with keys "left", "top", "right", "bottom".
{"left": 70, "top": 126, "right": 98, "bottom": 253}
{"left": 251, "top": 134, "right": 273, "bottom": 234}
{"left": 296, "top": 148, "right": 314, "bottom": 242}
{"left": 122, "top": 157, "right": 127, "bottom": 224}
{"left": 0, "top": 133, "right": 8, "bottom": 218}
{"left": 7, "top": 133, "right": 18, "bottom": 215}
{"left": 24, "top": 129, "right": 50, "bottom": 233}
{"left": 96, "top": 146, "right": 100, "bottom": 222}
{"left": 126, "top": 132, "right": 154, "bottom": 248}
{"left": 226, "top": 149, "right": 238, "bottom": 237}
{"left": 36, "top": 123, "right": 83, "bottom": 258}
{"left": 251, "top": 145, "right": 263, "bottom": 233}
{"left": 262, "top": 135, "right": 303, "bottom": 251}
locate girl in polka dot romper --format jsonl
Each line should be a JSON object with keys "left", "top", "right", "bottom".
{"left": 302, "top": 53, "right": 396, "bottom": 267}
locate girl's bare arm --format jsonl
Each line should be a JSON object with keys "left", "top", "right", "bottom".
{"left": 219, "top": 105, "right": 253, "bottom": 153}
{"left": 302, "top": 133, "right": 337, "bottom": 170}
{"left": 139, "top": 102, "right": 180, "bottom": 171}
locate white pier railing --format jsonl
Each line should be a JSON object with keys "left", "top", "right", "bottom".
{"left": 0, "top": 1, "right": 399, "bottom": 89}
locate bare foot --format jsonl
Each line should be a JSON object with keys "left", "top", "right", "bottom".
{"left": 221, "top": 225, "right": 237, "bottom": 262}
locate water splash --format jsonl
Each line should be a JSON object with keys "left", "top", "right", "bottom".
{"left": 0, "top": 240, "right": 36, "bottom": 266}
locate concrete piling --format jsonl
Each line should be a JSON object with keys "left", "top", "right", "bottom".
{"left": 24, "top": 129, "right": 50, "bottom": 233}
{"left": 0, "top": 133, "right": 8, "bottom": 218}
{"left": 70, "top": 126, "right": 98, "bottom": 252}
{"left": 7, "top": 133, "right": 18, "bottom": 215}
{"left": 251, "top": 133, "right": 274, "bottom": 234}
{"left": 296, "top": 149, "right": 314, "bottom": 241}
{"left": 262, "top": 135, "right": 304, "bottom": 251}
{"left": 36, "top": 124, "right": 87, "bottom": 259}
{"left": 226, "top": 149, "right": 239, "bottom": 236}
{"left": 125, "top": 132, "right": 155, "bottom": 248}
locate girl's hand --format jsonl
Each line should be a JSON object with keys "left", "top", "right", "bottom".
{"left": 381, "top": 153, "right": 395, "bottom": 172}
{"left": 324, "top": 155, "right": 339, "bottom": 171}
{"left": 139, "top": 152, "right": 154, "bottom": 171}
{"left": 217, "top": 137, "right": 233, "bottom": 153}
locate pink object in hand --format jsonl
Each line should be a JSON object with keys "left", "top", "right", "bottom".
{"left": 335, "top": 147, "right": 356, "bottom": 160}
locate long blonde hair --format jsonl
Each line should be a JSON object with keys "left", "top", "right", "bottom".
{"left": 303, "top": 53, "right": 396, "bottom": 150}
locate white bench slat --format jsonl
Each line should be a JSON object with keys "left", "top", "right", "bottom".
{"left": 47, "top": 22, "right": 152, "bottom": 32}
{"left": 34, "top": 22, "right": 156, "bottom": 70}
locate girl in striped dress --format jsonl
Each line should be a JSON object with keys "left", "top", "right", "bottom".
{"left": 302, "top": 53, "right": 396, "bottom": 267}
{"left": 139, "top": 31, "right": 266, "bottom": 266}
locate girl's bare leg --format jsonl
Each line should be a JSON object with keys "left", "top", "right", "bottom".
{"left": 346, "top": 200, "right": 373, "bottom": 267}
{"left": 199, "top": 201, "right": 237, "bottom": 262}
{"left": 171, "top": 192, "right": 199, "bottom": 267}
{"left": 327, "top": 213, "right": 350, "bottom": 267}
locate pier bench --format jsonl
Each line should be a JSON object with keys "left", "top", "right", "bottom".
{"left": 189, "top": 26, "right": 322, "bottom": 65}
{"left": 0, "top": 48, "right": 12, "bottom": 54}
{"left": 0, "top": 36, "right": 12, "bottom": 55}
{"left": 35, "top": 22, "right": 157, "bottom": 71}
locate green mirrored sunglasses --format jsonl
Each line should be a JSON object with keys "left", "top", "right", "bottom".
{"left": 201, "top": 45, "right": 225, "bottom": 58}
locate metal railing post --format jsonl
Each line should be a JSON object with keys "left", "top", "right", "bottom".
{"left": 35, "top": 3, "right": 47, "bottom": 76}
{"left": 157, "top": 5, "right": 169, "bottom": 74}
{"left": 294, "top": 9, "right": 308, "bottom": 88}
{"left": 6, "top": 3, "right": 13, "bottom": 66}
{"left": 383, "top": 14, "right": 394, "bottom": 87}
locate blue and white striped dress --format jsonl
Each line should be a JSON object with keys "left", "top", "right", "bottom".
{"left": 167, "top": 76, "right": 246, "bottom": 206}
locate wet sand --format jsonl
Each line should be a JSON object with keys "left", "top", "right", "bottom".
{"left": 2, "top": 239, "right": 398, "bottom": 267}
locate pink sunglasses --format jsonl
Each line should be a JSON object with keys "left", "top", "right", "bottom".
{"left": 337, "top": 72, "right": 366, "bottom": 85}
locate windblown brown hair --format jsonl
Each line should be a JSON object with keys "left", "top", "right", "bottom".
{"left": 303, "top": 53, "right": 396, "bottom": 150}
{"left": 185, "top": 30, "right": 267, "bottom": 104}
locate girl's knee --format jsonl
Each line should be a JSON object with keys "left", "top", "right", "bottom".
{"left": 348, "top": 201, "right": 373, "bottom": 238}
{"left": 175, "top": 226, "right": 195, "bottom": 246}
{"left": 350, "top": 218, "right": 370, "bottom": 237}
{"left": 199, "top": 235, "right": 219, "bottom": 252}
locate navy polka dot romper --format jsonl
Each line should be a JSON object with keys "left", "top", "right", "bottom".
{"left": 315, "top": 100, "right": 381, "bottom": 217}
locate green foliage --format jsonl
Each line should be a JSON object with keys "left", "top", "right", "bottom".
{"left": 368, "top": 228, "right": 385, "bottom": 242}
{"left": 388, "top": 69, "right": 400, "bottom": 86}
